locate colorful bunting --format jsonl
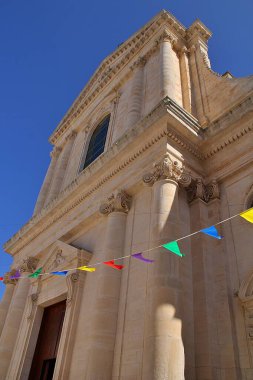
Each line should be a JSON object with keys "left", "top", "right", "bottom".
{"left": 28, "top": 267, "right": 42, "bottom": 279}
{"left": 162, "top": 241, "right": 185, "bottom": 257}
{"left": 51, "top": 271, "right": 68, "bottom": 276}
{"left": 201, "top": 226, "right": 222, "bottom": 239}
{"left": 132, "top": 253, "right": 154, "bottom": 263}
{"left": 78, "top": 265, "right": 96, "bottom": 272}
{"left": 104, "top": 260, "right": 124, "bottom": 270}
{"left": 10, "top": 269, "right": 21, "bottom": 279}
{"left": 0, "top": 277, "right": 3, "bottom": 281}
{"left": 240, "top": 207, "right": 253, "bottom": 223}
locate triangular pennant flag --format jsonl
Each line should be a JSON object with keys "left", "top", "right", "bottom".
{"left": 132, "top": 253, "right": 154, "bottom": 263}
{"left": 51, "top": 270, "right": 68, "bottom": 276}
{"left": 240, "top": 207, "right": 253, "bottom": 223}
{"left": 78, "top": 265, "right": 96, "bottom": 272}
{"left": 201, "top": 225, "right": 222, "bottom": 239}
{"left": 28, "top": 267, "right": 42, "bottom": 279}
{"left": 162, "top": 241, "right": 185, "bottom": 257}
{"left": 104, "top": 260, "right": 124, "bottom": 270}
{"left": 0, "top": 277, "right": 4, "bottom": 281}
{"left": 10, "top": 269, "right": 21, "bottom": 279}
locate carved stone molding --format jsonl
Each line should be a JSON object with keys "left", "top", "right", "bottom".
{"left": 142, "top": 154, "right": 192, "bottom": 187}
{"left": 186, "top": 178, "right": 220, "bottom": 203}
{"left": 3, "top": 270, "right": 17, "bottom": 285}
{"left": 130, "top": 57, "right": 147, "bottom": 71}
{"left": 65, "top": 130, "right": 77, "bottom": 142}
{"left": 20, "top": 257, "right": 39, "bottom": 274}
{"left": 66, "top": 272, "right": 79, "bottom": 307}
{"left": 50, "top": 146, "right": 62, "bottom": 159}
{"left": 99, "top": 190, "right": 132, "bottom": 215}
{"left": 27, "top": 292, "right": 39, "bottom": 320}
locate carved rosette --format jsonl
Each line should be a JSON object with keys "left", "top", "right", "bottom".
{"left": 20, "top": 257, "right": 39, "bottom": 274}
{"left": 99, "top": 190, "right": 132, "bottom": 215}
{"left": 142, "top": 155, "right": 192, "bottom": 187}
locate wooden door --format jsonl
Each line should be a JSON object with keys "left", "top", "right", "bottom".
{"left": 28, "top": 300, "right": 66, "bottom": 380}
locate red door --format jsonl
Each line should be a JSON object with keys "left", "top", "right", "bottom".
{"left": 28, "top": 300, "right": 66, "bottom": 380}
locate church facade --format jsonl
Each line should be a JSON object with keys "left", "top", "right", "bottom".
{"left": 0, "top": 9, "right": 253, "bottom": 380}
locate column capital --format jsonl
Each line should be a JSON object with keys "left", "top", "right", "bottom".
{"left": 99, "top": 190, "right": 132, "bottom": 215}
{"left": 19, "top": 257, "right": 39, "bottom": 274}
{"left": 156, "top": 30, "right": 177, "bottom": 47}
{"left": 186, "top": 178, "right": 220, "bottom": 203}
{"left": 65, "top": 130, "right": 77, "bottom": 142}
{"left": 3, "top": 270, "right": 17, "bottom": 285}
{"left": 142, "top": 154, "right": 192, "bottom": 187}
{"left": 130, "top": 56, "right": 146, "bottom": 71}
{"left": 50, "top": 146, "right": 62, "bottom": 159}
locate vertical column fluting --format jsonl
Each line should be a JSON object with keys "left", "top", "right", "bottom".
{"left": 46, "top": 131, "right": 77, "bottom": 204}
{"left": 142, "top": 156, "right": 191, "bottom": 380}
{"left": 0, "top": 258, "right": 38, "bottom": 379}
{"left": 0, "top": 273, "right": 15, "bottom": 337}
{"left": 179, "top": 47, "right": 192, "bottom": 113}
{"left": 126, "top": 58, "right": 146, "bottom": 129}
{"left": 85, "top": 190, "right": 131, "bottom": 379}
{"left": 33, "top": 147, "right": 61, "bottom": 214}
{"left": 159, "top": 31, "right": 182, "bottom": 105}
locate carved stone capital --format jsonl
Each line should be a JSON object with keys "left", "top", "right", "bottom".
{"left": 130, "top": 56, "right": 147, "bottom": 71}
{"left": 156, "top": 30, "right": 177, "bottom": 47}
{"left": 186, "top": 178, "right": 220, "bottom": 203}
{"left": 66, "top": 271, "right": 79, "bottom": 307}
{"left": 142, "top": 155, "right": 192, "bottom": 187}
{"left": 3, "top": 270, "right": 17, "bottom": 285}
{"left": 50, "top": 146, "right": 62, "bottom": 159}
{"left": 99, "top": 190, "right": 132, "bottom": 215}
{"left": 20, "top": 257, "right": 39, "bottom": 274}
{"left": 65, "top": 130, "right": 77, "bottom": 142}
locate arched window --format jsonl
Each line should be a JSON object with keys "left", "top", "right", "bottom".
{"left": 82, "top": 115, "right": 110, "bottom": 170}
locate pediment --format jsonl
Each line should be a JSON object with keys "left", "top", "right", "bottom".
{"left": 39, "top": 240, "right": 92, "bottom": 274}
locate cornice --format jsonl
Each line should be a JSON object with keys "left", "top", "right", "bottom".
{"left": 4, "top": 97, "right": 202, "bottom": 255}
{"left": 49, "top": 10, "right": 188, "bottom": 145}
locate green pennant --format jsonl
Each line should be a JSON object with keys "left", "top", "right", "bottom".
{"left": 162, "top": 241, "right": 185, "bottom": 257}
{"left": 28, "top": 267, "right": 42, "bottom": 278}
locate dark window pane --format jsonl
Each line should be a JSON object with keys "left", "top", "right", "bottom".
{"left": 83, "top": 115, "right": 110, "bottom": 170}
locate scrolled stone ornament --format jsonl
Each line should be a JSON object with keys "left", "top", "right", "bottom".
{"left": 20, "top": 257, "right": 39, "bottom": 273}
{"left": 100, "top": 190, "right": 132, "bottom": 215}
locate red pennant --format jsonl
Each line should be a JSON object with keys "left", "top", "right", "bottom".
{"left": 104, "top": 260, "right": 124, "bottom": 270}
{"left": 0, "top": 277, "right": 4, "bottom": 281}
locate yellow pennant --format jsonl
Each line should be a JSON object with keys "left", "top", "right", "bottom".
{"left": 240, "top": 207, "right": 253, "bottom": 224}
{"left": 77, "top": 265, "right": 96, "bottom": 272}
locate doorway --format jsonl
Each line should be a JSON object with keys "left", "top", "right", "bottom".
{"left": 28, "top": 300, "right": 66, "bottom": 380}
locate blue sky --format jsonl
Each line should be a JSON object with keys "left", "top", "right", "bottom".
{"left": 0, "top": 0, "right": 252, "bottom": 299}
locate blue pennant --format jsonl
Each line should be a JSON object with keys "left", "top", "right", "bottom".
{"left": 201, "top": 226, "right": 222, "bottom": 240}
{"left": 51, "top": 270, "right": 68, "bottom": 276}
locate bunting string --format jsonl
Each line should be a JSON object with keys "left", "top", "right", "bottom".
{"left": 1, "top": 207, "right": 252, "bottom": 281}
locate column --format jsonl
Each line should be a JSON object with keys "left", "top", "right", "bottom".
{"left": 46, "top": 131, "right": 77, "bottom": 204}
{"left": 0, "top": 257, "right": 38, "bottom": 379}
{"left": 0, "top": 272, "right": 16, "bottom": 337}
{"left": 142, "top": 155, "right": 191, "bottom": 380}
{"left": 179, "top": 47, "right": 192, "bottom": 113}
{"left": 84, "top": 190, "right": 132, "bottom": 379}
{"left": 126, "top": 57, "right": 146, "bottom": 129}
{"left": 159, "top": 31, "right": 181, "bottom": 104}
{"left": 33, "top": 147, "right": 61, "bottom": 215}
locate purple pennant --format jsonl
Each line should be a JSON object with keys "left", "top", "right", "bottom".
{"left": 10, "top": 269, "right": 21, "bottom": 280}
{"left": 132, "top": 253, "right": 154, "bottom": 263}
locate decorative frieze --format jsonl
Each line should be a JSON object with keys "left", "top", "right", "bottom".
{"left": 99, "top": 190, "right": 132, "bottom": 215}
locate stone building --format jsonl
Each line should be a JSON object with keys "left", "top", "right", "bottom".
{"left": 0, "top": 9, "right": 253, "bottom": 380}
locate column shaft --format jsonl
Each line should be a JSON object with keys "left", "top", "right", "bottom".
{"left": 33, "top": 148, "right": 60, "bottom": 214}
{"left": 160, "top": 40, "right": 182, "bottom": 105}
{"left": 143, "top": 179, "right": 185, "bottom": 380}
{"left": 46, "top": 132, "right": 76, "bottom": 204}
{"left": 179, "top": 49, "right": 192, "bottom": 113}
{"left": 0, "top": 277, "right": 30, "bottom": 379}
{"left": 0, "top": 284, "right": 15, "bottom": 337}
{"left": 126, "top": 61, "right": 145, "bottom": 129}
{"left": 85, "top": 211, "right": 127, "bottom": 379}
